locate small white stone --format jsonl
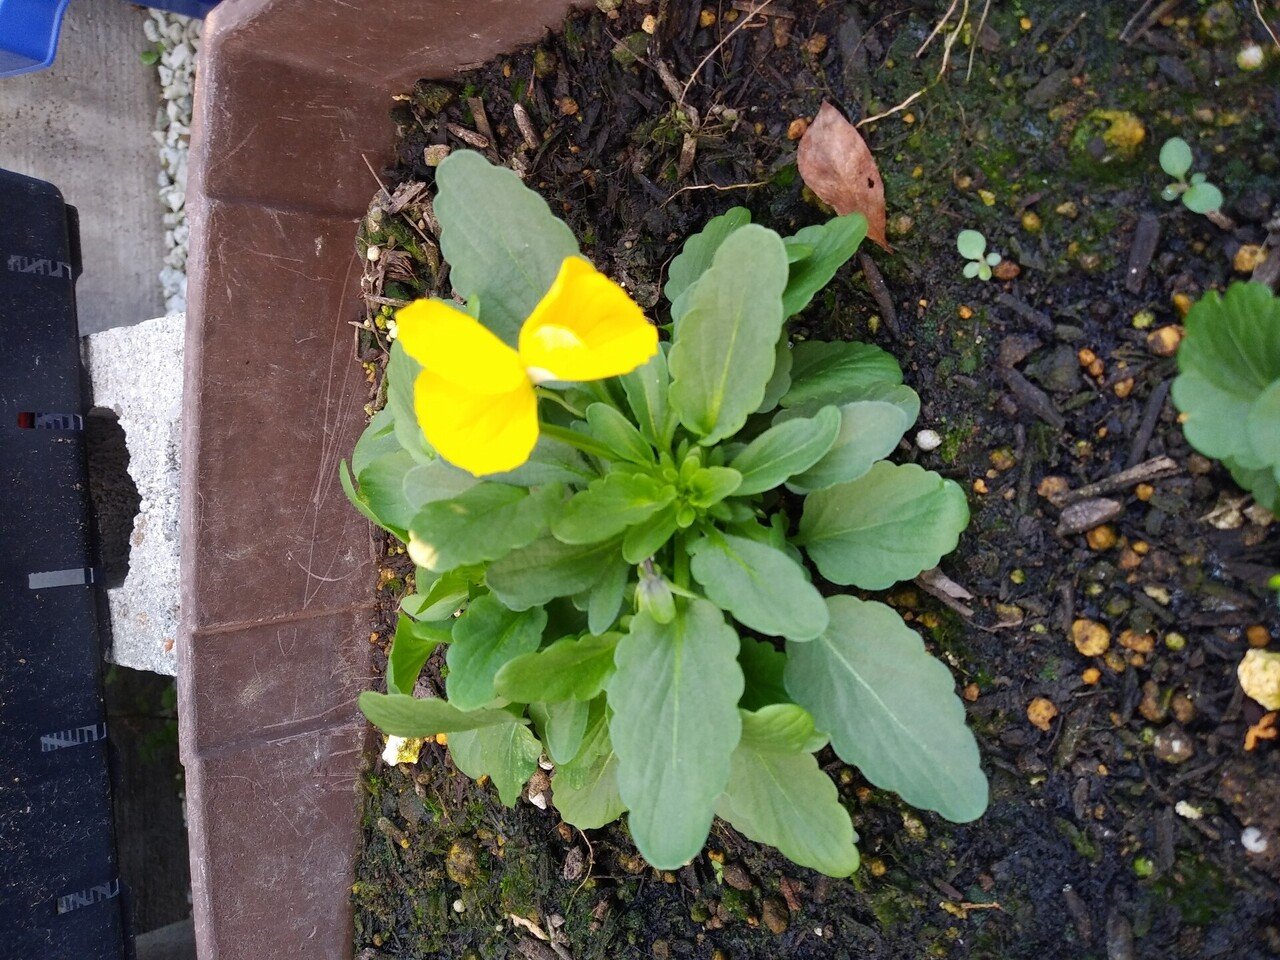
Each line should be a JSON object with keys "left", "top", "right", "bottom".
{"left": 528, "top": 792, "right": 548, "bottom": 810}
{"left": 366, "top": 245, "right": 382, "bottom": 262}
{"left": 452, "top": 899, "right": 466, "bottom": 914}
{"left": 1237, "top": 43, "right": 1264, "bottom": 71}
{"left": 1241, "top": 826, "right": 1268, "bottom": 854}
{"left": 916, "top": 429, "right": 943, "bottom": 451}
{"left": 1174, "top": 801, "right": 1202, "bottom": 820}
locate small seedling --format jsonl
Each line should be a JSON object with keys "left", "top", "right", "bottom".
{"left": 957, "top": 230, "right": 1001, "bottom": 281}
{"left": 1159, "top": 137, "right": 1223, "bottom": 214}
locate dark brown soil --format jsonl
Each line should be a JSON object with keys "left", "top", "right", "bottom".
{"left": 351, "top": 2, "right": 1280, "bottom": 958}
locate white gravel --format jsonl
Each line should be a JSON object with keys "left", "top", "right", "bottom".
{"left": 143, "top": 11, "right": 201, "bottom": 315}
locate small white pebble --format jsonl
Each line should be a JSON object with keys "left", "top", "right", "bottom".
{"left": 916, "top": 429, "right": 943, "bottom": 451}
{"left": 528, "top": 792, "right": 548, "bottom": 810}
{"left": 1174, "top": 800, "right": 1203, "bottom": 820}
{"left": 452, "top": 899, "right": 466, "bottom": 914}
{"left": 1242, "top": 826, "right": 1268, "bottom": 854}
{"left": 366, "top": 245, "right": 381, "bottom": 262}
{"left": 1237, "top": 43, "right": 1264, "bottom": 71}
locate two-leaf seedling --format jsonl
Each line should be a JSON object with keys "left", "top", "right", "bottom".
{"left": 1159, "top": 137, "right": 1223, "bottom": 214}
{"left": 957, "top": 230, "right": 1001, "bottom": 281}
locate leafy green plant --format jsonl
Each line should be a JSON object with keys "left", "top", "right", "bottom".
{"left": 344, "top": 150, "right": 985, "bottom": 877}
{"left": 1172, "top": 282, "right": 1280, "bottom": 512}
{"left": 957, "top": 229, "right": 1001, "bottom": 280}
{"left": 1159, "top": 137, "right": 1224, "bottom": 214}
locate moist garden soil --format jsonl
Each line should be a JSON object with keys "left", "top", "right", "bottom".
{"left": 349, "top": 2, "right": 1280, "bottom": 957}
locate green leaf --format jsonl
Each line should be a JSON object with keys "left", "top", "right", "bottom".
{"left": 715, "top": 705, "right": 858, "bottom": 877}
{"left": 495, "top": 632, "right": 620, "bottom": 703}
{"left": 800, "top": 462, "right": 970, "bottom": 589}
{"left": 665, "top": 206, "right": 752, "bottom": 308}
{"left": 340, "top": 460, "right": 382, "bottom": 529}
{"left": 402, "top": 458, "right": 480, "bottom": 511}
{"left": 530, "top": 699, "right": 592, "bottom": 764}
{"left": 669, "top": 225, "right": 791, "bottom": 444}
{"left": 489, "top": 434, "right": 595, "bottom": 486}
{"left": 689, "top": 532, "right": 828, "bottom": 641}
{"left": 1183, "top": 181, "right": 1223, "bottom": 214}
{"left": 554, "top": 707, "right": 626, "bottom": 828}
{"left": 587, "top": 555, "right": 630, "bottom": 634}
{"left": 410, "top": 483, "right": 561, "bottom": 572}
{"left": 738, "top": 636, "right": 790, "bottom": 710}
{"left": 730, "top": 405, "right": 841, "bottom": 495}
{"left": 757, "top": 336, "right": 793, "bottom": 413}
{"left": 353, "top": 409, "right": 399, "bottom": 477}
{"left": 387, "top": 613, "right": 451, "bottom": 696}
{"left": 608, "top": 600, "right": 744, "bottom": 868}
{"left": 956, "top": 230, "right": 986, "bottom": 260}
{"left": 1246, "top": 381, "right": 1280, "bottom": 481}
{"left": 434, "top": 150, "right": 580, "bottom": 344}
{"left": 356, "top": 449, "right": 419, "bottom": 537}
{"left": 1227, "top": 457, "right": 1280, "bottom": 512}
{"left": 621, "top": 503, "right": 679, "bottom": 563}
{"left": 781, "top": 214, "right": 868, "bottom": 318}
{"left": 402, "top": 565, "right": 478, "bottom": 621}
{"left": 784, "top": 596, "right": 988, "bottom": 822}
{"left": 386, "top": 341, "right": 432, "bottom": 462}
{"left": 449, "top": 718, "right": 543, "bottom": 805}
{"left": 621, "top": 348, "right": 678, "bottom": 450}
{"left": 1172, "top": 283, "right": 1280, "bottom": 471}
{"left": 1160, "top": 137, "right": 1193, "bottom": 179}
{"left": 359, "top": 692, "right": 517, "bottom": 737}
{"left": 446, "top": 596, "right": 547, "bottom": 710}
{"left": 685, "top": 466, "right": 742, "bottom": 507}
{"left": 780, "top": 340, "right": 902, "bottom": 409}
{"left": 488, "top": 536, "right": 620, "bottom": 610}
{"left": 553, "top": 473, "right": 675, "bottom": 544}
{"left": 784, "top": 400, "right": 912, "bottom": 493}
{"left": 585, "top": 402, "right": 655, "bottom": 464}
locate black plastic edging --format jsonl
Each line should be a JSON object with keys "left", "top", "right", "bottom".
{"left": 0, "top": 168, "right": 130, "bottom": 960}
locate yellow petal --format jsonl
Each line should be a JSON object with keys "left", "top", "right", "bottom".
{"left": 518, "top": 257, "right": 657, "bottom": 382}
{"left": 414, "top": 370, "right": 538, "bottom": 476}
{"left": 396, "top": 298, "right": 527, "bottom": 394}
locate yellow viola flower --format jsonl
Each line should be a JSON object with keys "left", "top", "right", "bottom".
{"left": 396, "top": 257, "right": 657, "bottom": 476}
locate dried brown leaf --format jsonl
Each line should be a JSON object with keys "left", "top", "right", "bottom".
{"left": 796, "top": 102, "right": 890, "bottom": 251}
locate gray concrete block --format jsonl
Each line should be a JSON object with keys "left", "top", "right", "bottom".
{"left": 0, "top": 0, "right": 165, "bottom": 333}
{"left": 85, "top": 314, "right": 183, "bottom": 675}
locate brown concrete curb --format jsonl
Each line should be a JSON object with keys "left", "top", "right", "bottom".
{"left": 178, "top": 3, "right": 584, "bottom": 957}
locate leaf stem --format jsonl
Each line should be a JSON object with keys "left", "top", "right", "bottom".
{"left": 672, "top": 532, "right": 691, "bottom": 590}
{"left": 539, "top": 422, "right": 614, "bottom": 462}
{"left": 535, "top": 387, "right": 585, "bottom": 419}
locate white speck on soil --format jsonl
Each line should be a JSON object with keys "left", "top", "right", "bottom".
{"left": 916, "top": 429, "right": 943, "bottom": 451}
{"left": 1241, "top": 826, "right": 1268, "bottom": 854}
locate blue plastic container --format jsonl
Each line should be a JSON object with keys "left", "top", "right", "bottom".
{"left": 0, "top": 0, "right": 219, "bottom": 79}
{"left": 0, "top": 0, "right": 72, "bottom": 77}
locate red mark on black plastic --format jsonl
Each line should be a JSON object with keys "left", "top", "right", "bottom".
{"left": 16, "top": 412, "right": 83, "bottom": 430}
